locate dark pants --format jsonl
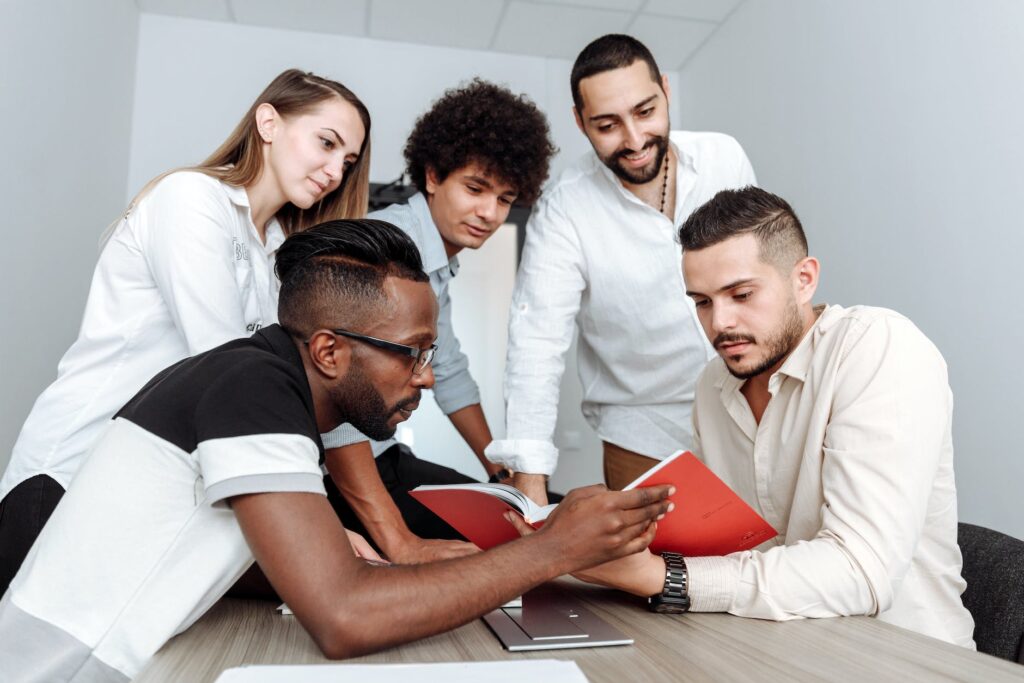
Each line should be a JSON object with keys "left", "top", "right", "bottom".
{"left": 325, "top": 443, "right": 477, "bottom": 548}
{"left": 0, "top": 474, "right": 65, "bottom": 596}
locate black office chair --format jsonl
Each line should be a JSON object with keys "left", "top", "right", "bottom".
{"left": 957, "top": 522, "right": 1024, "bottom": 663}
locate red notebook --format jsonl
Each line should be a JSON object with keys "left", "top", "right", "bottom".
{"left": 410, "top": 450, "right": 776, "bottom": 556}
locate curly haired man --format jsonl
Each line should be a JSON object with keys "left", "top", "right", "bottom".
{"left": 321, "top": 80, "right": 557, "bottom": 564}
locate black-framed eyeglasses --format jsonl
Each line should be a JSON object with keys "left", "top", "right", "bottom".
{"left": 328, "top": 328, "right": 437, "bottom": 375}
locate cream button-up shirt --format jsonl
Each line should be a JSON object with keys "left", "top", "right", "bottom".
{"left": 686, "top": 304, "right": 975, "bottom": 648}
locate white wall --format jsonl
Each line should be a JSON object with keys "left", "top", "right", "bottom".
{"left": 127, "top": 14, "right": 679, "bottom": 489}
{"left": 0, "top": 0, "right": 139, "bottom": 471}
{"left": 677, "top": 0, "right": 1024, "bottom": 538}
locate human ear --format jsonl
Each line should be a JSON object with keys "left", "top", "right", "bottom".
{"left": 793, "top": 256, "right": 820, "bottom": 305}
{"left": 660, "top": 73, "right": 672, "bottom": 102}
{"left": 306, "top": 330, "right": 350, "bottom": 380}
{"left": 573, "top": 106, "right": 585, "bottom": 134}
{"left": 254, "top": 102, "right": 279, "bottom": 143}
{"left": 425, "top": 166, "right": 441, "bottom": 195}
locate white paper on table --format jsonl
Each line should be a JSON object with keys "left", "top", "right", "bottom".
{"left": 214, "top": 660, "right": 588, "bottom": 682}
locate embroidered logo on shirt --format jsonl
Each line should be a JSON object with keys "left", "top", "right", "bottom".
{"left": 233, "top": 238, "right": 250, "bottom": 262}
{"left": 246, "top": 321, "right": 263, "bottom": 333}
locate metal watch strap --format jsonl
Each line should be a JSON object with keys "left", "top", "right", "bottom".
{"left": 649, "top": 552, "right": 690, "bottom": 613}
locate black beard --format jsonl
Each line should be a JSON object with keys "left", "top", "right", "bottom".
{"left": 720, "top": 300, "right": 805, "bottom": 381}
{"left": 332, "top": 361, "right": 420, "bottom": 441}
{"left": 601, "top": 133, "right": 670, "bottom": 185}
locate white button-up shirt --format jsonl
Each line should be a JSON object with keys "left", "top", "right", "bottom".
{"left": 322, "top": 192, "right": 482, "bottom": 454}
{"left": 486, "top": 131, "right": 756, "bottom": 475}
{"left": 1, "top": 172, "right": 283, "bottom": 501}
{"left": 686, "top": 304, "right": 975, "bottom": 648}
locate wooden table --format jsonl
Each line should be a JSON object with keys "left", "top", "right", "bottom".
{"left": 136, "top": 579, "right": 1023, "bottom": 682}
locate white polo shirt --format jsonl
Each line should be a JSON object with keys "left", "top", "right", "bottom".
{"left": 1, "top": 171, "right": 284, "bottom": 502}
{"left": 0, "top": 325, "right": 326, "bottom": 682}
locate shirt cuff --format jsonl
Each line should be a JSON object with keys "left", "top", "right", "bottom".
{"left": 685, "top": 555, "right": 739, "bottom": 612}
{"left": 484, "top": 439, "right": 559, "bottom": 475}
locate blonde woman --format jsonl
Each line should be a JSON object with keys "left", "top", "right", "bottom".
{"left": 0, "top": 69, "right": 372, "bottom": 592}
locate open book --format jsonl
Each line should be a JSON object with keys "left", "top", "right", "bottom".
{"left": 410, "top": 450, "right": 777, "bottom": 556}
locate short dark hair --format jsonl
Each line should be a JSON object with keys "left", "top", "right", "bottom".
{"left": 404, "top": 78, "right": 556, "bottom": 205}
{"left": 276, "top": 219, "right": 430, "bottom": 337}
{"left": 570, "top": 34, "right": 662, "bottom": 113}
{"left": 678, "top": 187, "right": 809, "bottom": 270}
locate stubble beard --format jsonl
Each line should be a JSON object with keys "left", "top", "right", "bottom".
{"left": 718, "top": 299, "right": 806, "bottom": 381}
{"left": 599, "top": 130, "right": 670, "bottom": 186}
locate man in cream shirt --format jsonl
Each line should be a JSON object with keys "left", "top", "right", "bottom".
{"left": 486, "top": 34, "right": 756, "bottom": 503}
{"left": 551, "top": 186, "right": 974, "bottom": 646}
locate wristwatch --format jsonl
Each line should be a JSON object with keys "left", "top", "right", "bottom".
{"left": 488, "top": 468, "right": 513, "bottom": 484}
{"left": 649, "top": 552, "right": 690, "bottom": 613}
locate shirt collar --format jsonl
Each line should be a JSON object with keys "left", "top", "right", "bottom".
{"left": 256, "top": 324, "right": 305, "bottom": 370}
{"left": 223, "top": 181, "right": 285, "bottom": 253}
{"left": 408, "top": 192, "right": 459, "bottom": 276}
{"left": 222, "top": 181, "right": 250, "bottom": 208}
{"left": 774, "top": 304, "right": 832, "bottom": 383}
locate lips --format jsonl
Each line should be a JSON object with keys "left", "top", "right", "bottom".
{"left": 718, "top": 341, "right": 752, "bottom": 355}
{"left": 396, "top": 400, "right": 420, "bottom": 419}
{"left": 464, "top": 223, "right": 491, "bottom": 239}
{"left": 617, "top": 143, "right": 655, "bottom": 168}
{"left": 308, "top": 178, "right": 327, "bottom": 195}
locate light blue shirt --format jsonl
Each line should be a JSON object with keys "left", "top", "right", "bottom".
{"left": 322, "top": 192, "right": 481, "bottom": 454}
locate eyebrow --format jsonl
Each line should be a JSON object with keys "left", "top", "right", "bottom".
{"left": 685, "top": 278, "right": 759, "bottom": 297}
{"left": 587, "top": 94, "right": 659, "bottom": 123}
{"left": 321, "top": 127, "right": 345, "bottom": 146}
{"left": 464, "top": 174, "right": 518, "bottom": 198}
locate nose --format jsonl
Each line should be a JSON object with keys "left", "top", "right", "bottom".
{"left": 710, "top": 301, "right": 737, "bottom": 334}
{"left": 324, "top": 157, "right": 344, "bottom": 186}
{"left": 412, "top": 363, "right": 435, "bottom": 390}
{"left": 623, "top": 120, "right": 645, "bottom": 152}
{"left": 476, "top": 195, "right": 499, "bottom": 225}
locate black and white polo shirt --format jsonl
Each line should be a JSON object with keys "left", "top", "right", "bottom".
{"left": 0, "top": 325, "right": 326, "bottom": 683}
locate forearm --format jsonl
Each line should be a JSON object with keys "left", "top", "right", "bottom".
{"left": 447, "top": 404, "right": 499, "bottom": 475}
{"left": 325, "top": 532, "right": 570, "bottom": 657}
{"left": 325, "top": 443, "right": 415, "bottom": 555}
{"left": 686, "top": 537, "right": 876, "bottom": 619}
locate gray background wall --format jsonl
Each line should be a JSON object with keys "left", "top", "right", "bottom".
{"left": 1, "top": 1, "right": 1020, "bottom": 539}
{"left": 0, "top": 0, "right": 139, "bottom": 475}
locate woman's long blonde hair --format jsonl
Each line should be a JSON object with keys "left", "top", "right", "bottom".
{"left": 116, "top": 69, "right": 371, "bottom": 238}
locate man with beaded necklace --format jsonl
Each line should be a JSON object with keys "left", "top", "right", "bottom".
{"left": 486, "top": 34, "right": 757, "bottom": 504}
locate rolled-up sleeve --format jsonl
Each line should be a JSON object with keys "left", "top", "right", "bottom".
{"left": 485, "top": 197, "right": 586, "bottom": 475}
{"left": 688, "top": 316, "right": 951, "bottom": 620}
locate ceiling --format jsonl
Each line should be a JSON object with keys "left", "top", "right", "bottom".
{"left": 135, "top": 0, "right": 745, "bottom": 69}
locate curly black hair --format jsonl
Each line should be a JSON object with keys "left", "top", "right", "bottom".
{"left": 404, "top": 79, "right": 556, "bottom": 205}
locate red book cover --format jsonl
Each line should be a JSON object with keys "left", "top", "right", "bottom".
{"left": 408, "top": 488, "right": 526, "bottom": 550}
{"left": 624, "top": 450, "right": 777, "bottom": 555}
{"left": 410, "top": 451, "right": 776, "bottom": 556}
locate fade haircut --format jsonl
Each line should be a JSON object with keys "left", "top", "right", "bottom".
{"left": 678, "top": 187, "right": 809, "bottom": 271}
{"left": 276, "top": 219, "right": 429, "bottom": 338}
{"left": 404, "top": 78, "right": 556, "bottom": 205}
{"left": 570, "top": 34, "right": 662, "bottom": 113}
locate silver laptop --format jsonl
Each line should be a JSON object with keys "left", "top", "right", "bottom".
{"left": 483, "top": 584, "right": 633, "bottom": 651}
